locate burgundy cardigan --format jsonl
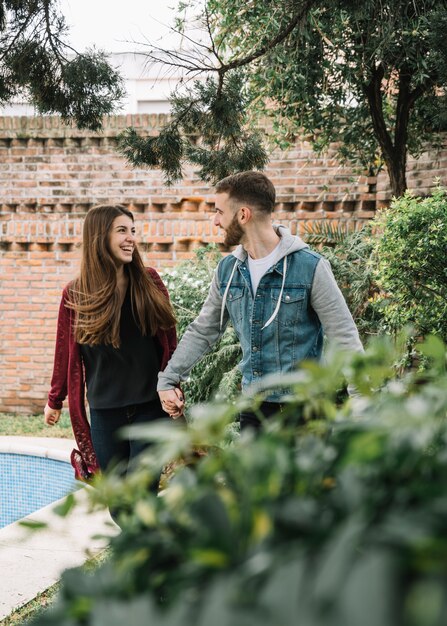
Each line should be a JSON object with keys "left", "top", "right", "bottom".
{"left": 47, "top": 268, "right": 177, "bottom": 481}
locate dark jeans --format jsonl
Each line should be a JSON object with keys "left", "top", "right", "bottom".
{"left": 239, "top": 401, "right": 304, "bottom": 432}
{"left": 90, "top": 398, "right": 169, "bottom": 477}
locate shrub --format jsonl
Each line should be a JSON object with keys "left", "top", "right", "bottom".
{"left": 30, "top": 335, "right": 447, "bottom": 626}
{"left": 374, "top": 186, "right": 447, "bottom": 340}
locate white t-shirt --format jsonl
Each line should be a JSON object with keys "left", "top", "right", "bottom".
{"left": 247, "top": 242, "right": 282, "bottom": 295}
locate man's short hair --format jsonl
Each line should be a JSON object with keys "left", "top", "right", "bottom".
{"left": 215, "top": 171, "right": 276, "bottom": 214}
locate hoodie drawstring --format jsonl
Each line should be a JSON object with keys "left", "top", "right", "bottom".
{"left": 220, "top": 259, "right": 238, "bottom": 331}
{"left": 262, "top": 255, "right": 288, "bottom": 330}
{"left": 220, "top": 255, "right": 288, "bottom": 331}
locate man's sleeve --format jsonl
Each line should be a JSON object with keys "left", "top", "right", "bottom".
{"left": 311, "top": 258, "right": 364, "bottom": 354}
{"left": 157, "top": 269, "right": 229, "bottom": 390}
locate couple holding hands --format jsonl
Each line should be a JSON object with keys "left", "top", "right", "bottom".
{"left": 44, "top": 171, "right": 362, "bottom": 484}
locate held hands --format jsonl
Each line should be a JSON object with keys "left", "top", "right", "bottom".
{"left": 44, "top": 403, "right": 61, "bottom": 426}
{"left": 158, "top": 388, "right": 185, "bottom": 419}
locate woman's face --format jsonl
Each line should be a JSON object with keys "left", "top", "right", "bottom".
{"left": 108, "top": 215, "right": 136, "bottom": 266}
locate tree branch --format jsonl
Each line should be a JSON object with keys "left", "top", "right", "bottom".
{"left": 42, "top": 0, "right": 67, "bottom": 63}
{"left": 362, "top": 63, "right": 394, "bottom": 158}
{"left": 0, "top": 8, "right": 33, "bottom": 62}
{"left": 218, "top": 0, "right": 315, "bottom": 73}
{"left": 203, "top": 2, "right": 222, "bottom": 66}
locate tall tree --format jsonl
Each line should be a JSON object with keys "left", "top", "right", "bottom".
{"left": 120, "top": 0, "right": 446, "bottom": 196}
{"left": 0, "top": 0, "right": 124, "bottom": 130}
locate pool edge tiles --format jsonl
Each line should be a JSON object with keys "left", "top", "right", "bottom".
{"left": 0, "top": 453, "right": 80, "bottom": 529}
{"left": 0, "top": 436, "right": 78, "bottom": 529}
{"left": 0, "top": 435, "right": 74, "bottom": 462}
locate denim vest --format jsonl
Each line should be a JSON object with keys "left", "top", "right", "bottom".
{"left": 218, "top": 248, "right": 323, "bottom": 398}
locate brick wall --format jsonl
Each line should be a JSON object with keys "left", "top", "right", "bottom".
{"left": 0, "top": 114, "right": 445, "bottom": 413}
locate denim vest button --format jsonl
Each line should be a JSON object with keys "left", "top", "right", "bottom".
{"left": 252, "top": 346, "right": 258, "bottom": 352}
{"left": 285, "top": 294, "right": 290, "bottom": 301}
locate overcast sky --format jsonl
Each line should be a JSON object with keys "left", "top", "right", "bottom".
{"left": 59, "top": 0, "right": 180, "bottom": 52}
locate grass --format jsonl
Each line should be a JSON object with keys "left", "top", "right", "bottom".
{"left": 0, "top": 583, "right": 60, "bottom": 626}
{"left": 0, "top": 412, "right": 73, "bottom": 439}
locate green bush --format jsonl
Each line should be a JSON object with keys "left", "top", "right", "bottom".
{"left": 374, "top": 186, "right": 447, "bottom": 340}
{"left": 30, "top": 334, "right": 447, "bottom": 626}
{"left": 162, "top": 245, "right": 242, "bottom": 406}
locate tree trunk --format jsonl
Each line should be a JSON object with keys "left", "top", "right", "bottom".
{"left": 384, "top": 150, "right": 408, "bottom": 198}
{"left": 363, "top": 65, "right": 410, "bottom": 199}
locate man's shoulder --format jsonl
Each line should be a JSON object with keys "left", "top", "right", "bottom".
{"left": 288, "top": 247, "right": 322, "bottom": 263}
{"left": 217, "top": 253, "right": 238, "bottom": 273}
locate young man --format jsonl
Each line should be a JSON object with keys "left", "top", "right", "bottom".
{"left": 158, "top": 171, "right": 363, "bottom": 429}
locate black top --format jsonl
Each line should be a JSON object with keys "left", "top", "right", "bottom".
{"left": 80, "top": 288, "right": 161, "bottom": 409}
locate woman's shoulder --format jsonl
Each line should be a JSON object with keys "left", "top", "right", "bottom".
{"left": 145, "top": 267, "right": 165, "bottom": 283}
{"left": 61, "top": 278, "right": 78, "bottom": 299}
{"left": 145, "top": 266, "right": 159, "bottom": 277}
{"left": 145, "top": 267, "right": 169, "bottom": 294}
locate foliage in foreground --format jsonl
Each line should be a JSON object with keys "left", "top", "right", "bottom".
{"left": 30, "top": 335, "right": 447, "bottom": 626}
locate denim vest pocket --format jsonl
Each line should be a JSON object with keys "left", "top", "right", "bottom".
{"left": 226, "top": 286, "right": 245, "bottom": 324}
{"left": 271, "top": 288, "right": 307, "bottom": 327}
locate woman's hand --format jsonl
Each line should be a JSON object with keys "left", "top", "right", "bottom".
{"left": 44, "top": 403, "right": 61, "bottom": 426}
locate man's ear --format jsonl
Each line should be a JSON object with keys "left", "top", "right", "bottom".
{"left": 238, "top": 206, "right": 252, "bottom": 224}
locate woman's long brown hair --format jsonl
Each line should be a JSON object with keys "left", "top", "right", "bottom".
{"left": 68, "top": 205, "right": 176, "bottom": 347}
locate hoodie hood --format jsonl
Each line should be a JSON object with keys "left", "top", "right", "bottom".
{"left": 220, "top": 225, "right": 310, "bottom": 331}
{"left": 230, "top": 224, "right": 308, "bottom": 262}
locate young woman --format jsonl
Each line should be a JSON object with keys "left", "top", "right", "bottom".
{"left": 44, "top": 205, "right": 180, "bottom": 483}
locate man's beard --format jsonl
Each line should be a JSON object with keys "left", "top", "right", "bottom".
{"left": 224, "top": 213, "right": 244, "bottom": 247}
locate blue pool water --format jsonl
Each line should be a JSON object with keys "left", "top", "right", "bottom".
{"left": 0, "top": 453, "right": 78, "bottom": 529}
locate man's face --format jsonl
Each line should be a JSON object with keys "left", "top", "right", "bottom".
{"left": 214, "top": 192, "right": 244, "bottom": 247}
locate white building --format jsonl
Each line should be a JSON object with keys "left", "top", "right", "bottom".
{"left": 112, "top": 52, "right": 180, "bottom": 114}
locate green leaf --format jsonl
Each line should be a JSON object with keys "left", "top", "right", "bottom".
{"left": 19, "top": 519, "right": 47, "bottom": 530}
{"left": 418, "top": 336, "right": 446, "bottom": 367}
{"left": 53, "top": 492, "right": 76, "bottom": 517}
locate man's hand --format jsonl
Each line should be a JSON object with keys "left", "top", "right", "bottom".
{"left": 159, "top": 388, "right": 185, "bottom": 419}
{"left": 44, "top": 403, "right": 61, "bottom": 426}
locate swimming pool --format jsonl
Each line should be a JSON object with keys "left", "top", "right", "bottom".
{"left": 0, "top": 452, "right": 79, "bottom": 529}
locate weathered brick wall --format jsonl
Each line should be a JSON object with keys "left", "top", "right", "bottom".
{"left": 0, "top": 115, "right": 444, "bottom": 413}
